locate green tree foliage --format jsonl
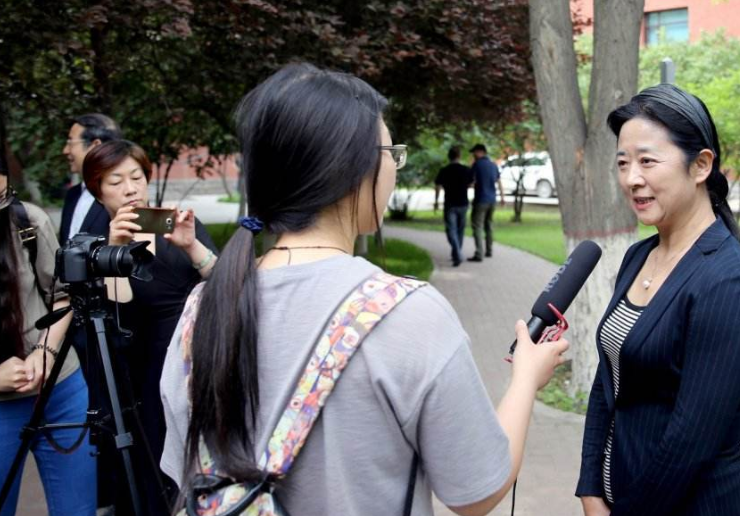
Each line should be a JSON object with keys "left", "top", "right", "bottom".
{"left": 576, "top": 31, "right": 740, "bottom": 175}
{"left": 389, "top": 100, "right": 544, "bottom": 219}
{"left": 1, "top": 0, "right": 535, "bottom": 204}
{"left": 693, "top": 69, "right": 740, "bottom": 175}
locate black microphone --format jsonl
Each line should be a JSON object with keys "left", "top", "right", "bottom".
{"left": 35, "top": 306, "right": 73, "bottom": 330}
{"left": 509, "top": 240, "right": 602, "bottom": 354}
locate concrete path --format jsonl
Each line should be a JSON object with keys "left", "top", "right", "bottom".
{"left": 383, "top": 226, "right": 585, "bottom": 516}
{"left": 14, "top": 213, "right": 585, "bottom": 516}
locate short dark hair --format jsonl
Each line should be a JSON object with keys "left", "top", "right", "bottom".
{"left": 82, "top": 140, "right": 152, "bottom": 199}
{"left": 72, "top": 114, "right": 122, "bottom": 147}
{"left": 448, "top": 146, "right": 461, "bottom": 161}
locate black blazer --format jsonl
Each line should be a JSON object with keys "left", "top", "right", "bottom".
{"left": 59, "top": 183, "right": 110, "bottom": 244}
{"left": 577, "top": 218, "right": 740, "bottom": 515}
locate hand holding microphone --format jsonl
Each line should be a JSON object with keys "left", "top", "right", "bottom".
{"left": 511, "top": 319, "right": 569, "bottom": 390}
{"left": 509, "top": 240, "right": 603, "bottom": 355}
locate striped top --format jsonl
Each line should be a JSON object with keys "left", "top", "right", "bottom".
{"left": 600, "top": 297, "right": 644, "bottom": 504}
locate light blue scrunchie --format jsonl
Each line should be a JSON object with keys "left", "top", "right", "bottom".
{"left": 239, "top": 216, "right": 264, "bottom": 235}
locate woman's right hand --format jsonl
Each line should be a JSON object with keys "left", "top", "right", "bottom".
{"left": 109, "top": 206, "right": 142, "bottom": 246}
{"left": 582, "top": 496, "right": 610, "bottom": 515}
{"left": 0, "top": 357, "right": 31, "bottom": 392}
{"left": 511, "top": 319, "right": 569, "bottom": 391}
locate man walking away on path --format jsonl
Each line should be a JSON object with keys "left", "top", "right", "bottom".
{"left": 469, "top": 143, "right": 504, "bottom": 262}
{"left": 435, "top": 146, "right": 473, "bottom": 267}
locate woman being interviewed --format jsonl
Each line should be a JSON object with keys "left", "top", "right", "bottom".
{"left": 81, "top": 140, "right": 219, "bottom": 514}
{"left": 577, "top": 84, "right": 740, "bottom": 515}
{"left": 160, "top": 63, "right": 567, "bottom": 516}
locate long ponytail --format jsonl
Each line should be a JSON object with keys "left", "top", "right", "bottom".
{"left": 701, "top": 102, "right": 740, "bottom": 241}
{"left": 185, "top": 226, "right": 262, "bottom": 481}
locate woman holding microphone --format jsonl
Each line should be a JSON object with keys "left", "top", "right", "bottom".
{"left": 160, "top": 63, "right": 568, "bottom": 516}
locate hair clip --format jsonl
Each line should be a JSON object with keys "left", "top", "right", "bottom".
{"left": 239, "top": 216, "right": 264, "bottom": 235}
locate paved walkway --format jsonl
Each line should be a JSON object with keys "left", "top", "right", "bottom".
{"left": 15, "top": 219, "right": 585, "bottom": 516}
{"left": 384, "top": 226, "right": 585, "bottom": 516}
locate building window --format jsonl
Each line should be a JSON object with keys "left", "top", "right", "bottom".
{"left": 645, "top": 8, "right": 689, "bottom": 45}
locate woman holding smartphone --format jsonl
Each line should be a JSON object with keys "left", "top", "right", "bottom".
{"left": 81, "top": 140, "right": 218, "bottom": 515}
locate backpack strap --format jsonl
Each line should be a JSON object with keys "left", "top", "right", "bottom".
{"left": 179, "top": 281, "right": 206, "bottom": 389}
{"left": 258, "top": 271, "right": 425, "bottom": 476}
{"left": 9, "top": 197, "right": 47, "bottom": 301}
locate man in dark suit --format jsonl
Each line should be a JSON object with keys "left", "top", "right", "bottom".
{"left": 59, "top": 113, "right": 122, "bottom": 244}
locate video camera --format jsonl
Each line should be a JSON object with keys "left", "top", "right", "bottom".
{"left": 55, "top": 233, "right": 153, "bottom": 283}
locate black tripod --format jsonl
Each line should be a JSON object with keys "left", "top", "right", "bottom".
{"left": 0, "top": 278, "right": 144, "bottom": 516}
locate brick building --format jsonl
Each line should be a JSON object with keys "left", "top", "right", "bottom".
{"left": 574, "top": 0, "right": 740, "bottom": 45}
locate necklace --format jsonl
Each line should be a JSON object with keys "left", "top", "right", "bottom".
{"left": 267, "top": 245, "right": 350, "bottom": 266}
{"left": 641, "top": 241, "right": 695, "bottom": 290}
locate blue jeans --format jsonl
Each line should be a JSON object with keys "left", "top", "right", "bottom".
{"left": 0, "top": 369, "right": 96, "bottom": 516}
{"left": 444, "top": 206, "right": 468, "bottom": 263}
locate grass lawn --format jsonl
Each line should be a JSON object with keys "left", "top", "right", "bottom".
{"left": 218, "top": 193, "right": 241, "bottom": 203}
{"left": 366, "top": 236, "right": 434, "bottom": 281}
{"left": 204, "top": 224, "right": 433, "bottom": 281}
{"left": 388, "top": 205, "right": 657, "bottom": 264}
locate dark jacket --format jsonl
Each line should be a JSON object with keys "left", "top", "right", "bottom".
{"left": 59, "top": 183, "right": 110, "bottom": 244}
{"left": 577, "top": 218, "right": 740, "bottom": 515}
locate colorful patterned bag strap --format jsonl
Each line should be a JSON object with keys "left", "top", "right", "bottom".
{"left": 180, "top": 281, "right": 206, "bottom": 393}
{"left": 257, "top": 271, "right": 425, "bottom": 477}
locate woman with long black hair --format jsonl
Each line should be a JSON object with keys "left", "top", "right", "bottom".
{"left": 0, "top": 168, "right": 96, "bottom": 515}
{"left": 160, "top": 63, "right": 568, "bottom": 516}
{"left": 577, "top": 84, "right": 740, "bottom": 515}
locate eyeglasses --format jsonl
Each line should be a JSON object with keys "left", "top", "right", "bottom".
{"left": 379, "top": 145, "right": 407, "bottom": 169}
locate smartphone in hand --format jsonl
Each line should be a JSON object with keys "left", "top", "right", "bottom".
{"left": 132, "top": 207, "right": 176, "bottom": 234}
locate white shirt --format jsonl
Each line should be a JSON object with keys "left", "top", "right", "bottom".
{"left": 69, "top": 184, "right": 97, "bottom": 239}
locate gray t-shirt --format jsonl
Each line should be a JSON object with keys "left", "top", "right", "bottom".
{"left": 160, "top": 255, "right": 510, "bottom": 515}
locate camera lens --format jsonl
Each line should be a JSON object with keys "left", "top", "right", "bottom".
{"left": 92, "top": 245, "right": 137, "bottom": 277}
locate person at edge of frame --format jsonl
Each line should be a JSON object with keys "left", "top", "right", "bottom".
{"left": 0, "top": 163, "right": 96, "bottom": 515}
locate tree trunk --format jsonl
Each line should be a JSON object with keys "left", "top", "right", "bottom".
{"left": 0, "top": 102, "right": 8, "bottom": 175}
{"left": 217, "top": 158, "right": 233, "bottom": 199}
{"left": 566, "top": 232, "right": 635, "bottom": 394}
{"left": 156, "top": 159, "right": 176, "bottom": 207}
{"left": 512, "top": 172, "right": 525, "bottom": 222}
{"left": 235, "top": 154, "right": 247, "bottom": 220}
{"left": 90, "top": 26, "right": 113, "bottom": 113}
{"left": 530, "top": 0, "right": 643, "bottom": 395}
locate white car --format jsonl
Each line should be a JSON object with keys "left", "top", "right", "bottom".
{"left": 499, "top": 151, "right": 557, "bottom": 198}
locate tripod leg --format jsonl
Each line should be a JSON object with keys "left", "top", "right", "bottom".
{"left": 0, "top": 334, "right": 74, "bottom": 512}
{"left": 92, "top": 316, "right": 143, "bottom": 516}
